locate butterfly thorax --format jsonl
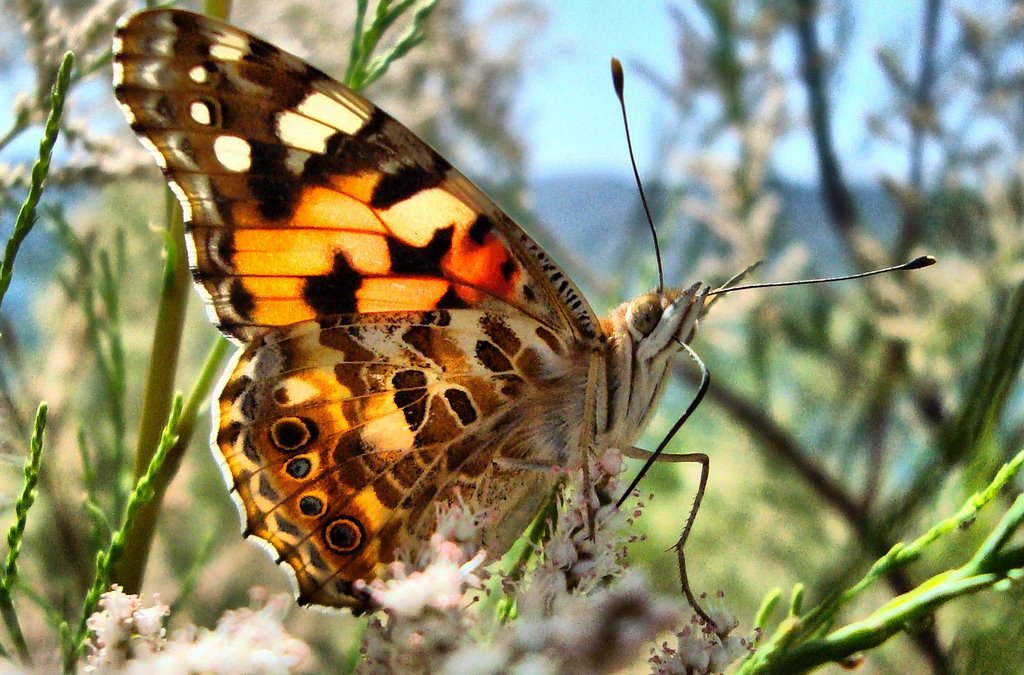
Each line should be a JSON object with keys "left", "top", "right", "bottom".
{"left": 598, "top": 283, "right": 709, "bottom": 451}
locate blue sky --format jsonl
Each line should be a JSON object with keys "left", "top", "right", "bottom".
{"left": 508, "top": 2, "right": 920, "bottom": 184}
{"left": 0, "top": 2, "right": 925, "bottom": 186}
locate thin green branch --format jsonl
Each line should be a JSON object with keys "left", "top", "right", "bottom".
{"left": 362, "top": 0, "right": 439, "bottom": 87}
{"left": 0, "top": 107, "right": 31, "bottom": 155}
{"left": 345, "top": 0, "right": 439, "bottom": 90}
{"left": 114, "top": 197, "right": 190, "bottom": 595}
{"left": 113, "top": 337, "right": 229, "bottom": 592}
{"left": 739, "top": 448, "right": 1024, "bottom": 673}
{"left": 64, "top": 396, "right": 183, "bottom": 674}
{"left": 346, "top": 0, "right": 370, "bottom": 87}
{"left": 0, "top": 52, "right": 73, "bottom": 313}
{"left": 0, "top": 403, "right": 46, "bottom": 665}
{"left": 753, "top": 588, "right": 782, "bottom": 632}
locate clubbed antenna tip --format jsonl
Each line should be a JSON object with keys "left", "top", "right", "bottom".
{"left": 905, "top": 255, "right": 937, "bottom": 270}
{"left": 611, "top": 57, "right": 624, "bottom": 99}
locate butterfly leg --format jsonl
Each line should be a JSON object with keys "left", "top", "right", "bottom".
{"left": 622, "top": 445, "right": 715, "bottom": 628}
{"left": 581, "top": 356, "right": 603, "bottom": 539}
{"left": 616, "top": 340, "right": 716, "bottom": 627}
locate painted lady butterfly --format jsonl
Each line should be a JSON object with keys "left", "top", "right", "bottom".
{"left": 110, "top": 8, "right": 735, "bottom": 611}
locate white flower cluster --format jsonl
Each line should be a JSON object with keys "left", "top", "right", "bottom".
{"left": 84, "top": 585, "right": 169, "bottom": 670}
{"left": 69, "top": 449, "right": 753, "bottom": 674}
{"left": 82, "top": 586, "right": 312, "bottom": 674}
{"left": 649, "top": 595, "right": 758, "bottom": 674}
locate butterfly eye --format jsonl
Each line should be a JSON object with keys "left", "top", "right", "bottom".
{"left": 627, "top": 293, "right": 663, "bottom": 337}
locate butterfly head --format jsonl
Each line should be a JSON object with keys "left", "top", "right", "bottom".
{"left": 602, "top": 282, "right": 711, "bottom": 445}
{"left": 624, "top": 282, "right": 710, "bottom": 352}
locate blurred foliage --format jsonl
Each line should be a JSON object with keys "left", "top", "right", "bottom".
{"left": 615, "top": 2, "right": 1024, "bottom": 673}
{"left": 0, "top": 0, "right": 1021, "bottom": 673}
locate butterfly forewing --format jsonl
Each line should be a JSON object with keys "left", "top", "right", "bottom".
{"left": 113, "top": 9, "right": 607, "bottom": 609}
{"left": 113, "top": 9, "right": 599, "bottom": 343}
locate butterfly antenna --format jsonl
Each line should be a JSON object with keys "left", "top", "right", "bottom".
{"left": 708, "top": 255, "right": 936, "bottom": 296}
{"left": 612, "top": 57, "right": 664, "bottom": 294}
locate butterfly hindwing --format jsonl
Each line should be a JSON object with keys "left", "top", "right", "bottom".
{"left": 216, "top": 310, "right": 570, "bottom": 606}
{"left": 112, "top": 9, "right": 599, "bottom": 343}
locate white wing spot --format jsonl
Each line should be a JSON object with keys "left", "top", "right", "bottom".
{"left": 276, "top": 378, "right": 320, "bottom": 405}
{"left": 276, "top": 111, "right": 335, "bottom": 154}
{"left": 381, "top": 188, "right": 476, "bottom": 246}
{"left": 296, "top": 92, "right": 365, "bottom": 134}
{"left": 188, "top": 65, "right": 209, "bottom": 84}
{"left": 190, "top": 101, "right": 212, "bottom": 126}
{"left": 209, "top": 44, "right": 245, "bottom": 61}
{"left": 112, "top": 61, "right": 125, "bottom": 86}
{"left": 208, "top": 32, "right": 249, "bottom": 61}
{"left": 214, "top": 135, "right": 252, "bottom": 172}
{"left": 361, "top": 413, "right": 415, "bottom": 454}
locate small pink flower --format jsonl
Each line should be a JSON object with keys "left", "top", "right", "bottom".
{"left": 132, "top": 601, "right": 169, "bottom": 639}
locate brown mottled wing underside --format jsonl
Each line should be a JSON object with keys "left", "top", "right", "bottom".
{"left": 112, "top": 9, "right": 599, "bottom": 343}
{"left": 112, "top": 9, "right": 598, "bottom": 609}
{"left": 217, "top": 310, "right": 573, "bottom": 606}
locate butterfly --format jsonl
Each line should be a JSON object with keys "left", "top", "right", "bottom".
{"left": 112, "top": 8, "right": 716, "bottom": 611}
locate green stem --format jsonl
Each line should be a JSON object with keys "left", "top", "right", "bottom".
{"left": 740, "top": 451, "right": 1024, "bottom": 673}
{"left": 113, "top": 337, "right": 229, "bottom": 593}
{"left": 0, "top": 403, "right": 46, "bottom": 665}
{"left": 0, "top": 52, "right": 73, "bottom": 312}
{"left": 112, "top": 194, "right": 190, "bottom": 595}
{"left": 64, "top": 396, "right": 182, "bottom": 674}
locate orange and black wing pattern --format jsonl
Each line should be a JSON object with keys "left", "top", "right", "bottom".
{"left": 112, "top": 8, "right": 599, "bottom": 343}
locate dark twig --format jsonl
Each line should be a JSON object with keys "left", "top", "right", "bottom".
{"left": 793, "top": 0, "right": 859, "bottom": 243}
{"left": 909, "top": 0, "right": 943, "bottom": 191}
{"left": 898, "top": 0, "right": 943, "bottom": 259}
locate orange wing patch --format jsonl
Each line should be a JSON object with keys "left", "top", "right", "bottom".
{"left": 200, "top": 166, "right": 530, "bottom": 334}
